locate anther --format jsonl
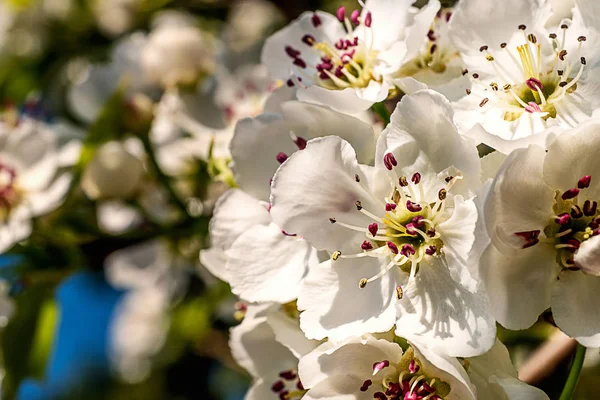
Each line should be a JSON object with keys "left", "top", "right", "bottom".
{"left": 361, "top": 240, "right": 373, "bottom": 250}
{"left": 578, "top": 36, "right": 587, "bottom": 42}
{"left": 365, "top": 12, "right": 372, "bottom": 27}
{"left": 500, "top": 42, "right": 507, "bottom": 48}
{"left": 350, "top": 9, "right": 360, "bottom": 25}
{"left": 336, "top": 6, "right": 345, "bottom": 22}
{"left": 294, "top": 136, "right": 307, "bottom": 149}
{"left": 490, "top": 82, "right": 498, "bottom": 90}
{"left": 411, "top": 172, "right": 421, "bottom": 184}
{"left": 409, "top": 359, "right": 420, "bottom": 373}
{"left": 557, "top": 69, "right": 564, "bottom": 76}
{"left": 387, "top": 242, "right": 399, "bottom": 254}
{"left": 479, "top": 45, "right": 488, "bottom": 52}
{"left": 581, "top": 57, "right": 586, "bottom": 65}
{"left": 406, "top": 201, "right": 422, "bottom": 212}
{"left": 396, "top": 286, "right": 403, "bottom": 300}
{"left": 368, "top": 223, "right": 378, "bottom": 237}
{"left": 584, "top": 200, "right": 597, "bottom": 216}
{"left": 359, "top": 278, "right": 368, "bottom": 288}
{"left": 571, "top": 205, "right": 583, "bottom": 218}
{"left": 559, "top": 50, "right": 567, "bottom": 61}
{"left": 385, "top": 203, "right": 397, "bottom": 211}
{"left": 280, "top": 370, "right": 297, "bottom": 380}
{"left": 271, "top": 381, "right": 285, "bottom": 392}
{"left": 578, "top": 175, "right": 591, "bottom": 189}
{"left": 465, "top": 89, "right": 472, "bottom": 95}
{"left": 332, "top": 251, "right": 342, "bottom": 261}
{"left": 401, "top": 244, "right": 416, "bottom": 257}
{"left": 430, "top": 44, "right": 437, "bottom": 54}
{"left": 311, "top": 13, "right": 322, "bottom": 27}
{"left": 399, "top": 176, "right": 408, "bottom": 186}
{"left": 301, "top": 34, "right": 316, "bottom": 46}
{"left": 562, "top": 188, "right": 580, "bottom": 200}
{"left": 559, "top": 81, "right": 568, "bottom": 87}
{"left": 518, "top": 24, "right": 527, "bottom": 30}
{"left": 355, "top": 200, "right": 363, "bottom": 210}
{"left": 438, "top": 188, "right": 447, "bottom": 200}
{"left": 479, "top": 98, "right": 489, "bottom": 107}
{"left": 329, "top": 217, "right": 336, "bottom": 223}
{"left": 549, "top": 33, "right": 557, "bottom": 39}
{"left": 383, "top": 153, "right": 398, "bottom": 170}
{"left": 462, "top": 68, "right": 468, "bottom": 75}
{"left": 373, "top": 360, "right": 390, "bottom": 374}
{"left": 515, "top": 230, "right": 540, "bottom": 248}
{"left": 555, "top": 213, "right": 571, "bottom": 225}
{"left": 360, "top": 380, "right": 372, "bottom": 392}
{"left": 526, "top": 77, "right": 543, "bottom": 90}
{"left": 293, "top": 58, "right": 307, "bottom": 68}
{"left": 561, "top": 24, "right": 568, "bottom": 29}
{"left": 472, "top": 73, "right": 479, "bottom": 79}
{"left": 425, "top": 246, "right": 437, "bottom": 255}
{"left": 285, "top": 46, "right": 301, "bottom": 58}
{"left": 276, "top": 152, "right": 288, "bottom": 163}
{"left": 503, "top": 83, "right": 512, "bottom": 90}
{"left": 354, "top": 174, "right": 360, "bottom": 182}
{"left": 527, "top": 33, "right": 537, "bottom": 43}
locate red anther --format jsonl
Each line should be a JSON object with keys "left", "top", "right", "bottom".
{"left": 387, "top": 242, "right": 399, "bottom": 254}
{"left": 578, "top": 175, "right": 592, "bottom": 189}
{"left": 368, "top": 223, "right": 379, "bottom": 237}
{"left": 562, "top": 188, "right": 580, "bottom": 200}
{"left": 361, "top": 240, "right": 373, "bottom": 250}
{"left": 385, "top": 203, "right": 397, "bottom": 211}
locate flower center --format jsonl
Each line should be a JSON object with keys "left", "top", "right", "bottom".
{"left": 514, "top": 175, "right": 599, "bottom": 269}
{"left": 0, "top": 161, "right": 19, "bottom": 220}
{"left": 466, "top": 23, "right": 587, "bottom": 121}
{"left": 362, "top": 347, "right": 451, "bottom": 400}
{"left": 285, "top": 7, "right": 381, "bottom": 91}
{"left": 396, "top": 9, "right": 458, "bottom": 79}
{"left": 270, "top": 369, "right": 306, "bottom": 399}
{"left": 329, "top": 153, "right": 460, "bottom": 295}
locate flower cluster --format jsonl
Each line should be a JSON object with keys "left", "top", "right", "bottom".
{"left": 201, "top": 0, "right": 600, "bottom": 398}
{"left": 0, "top": 0, "right": 598, "bottom": 398}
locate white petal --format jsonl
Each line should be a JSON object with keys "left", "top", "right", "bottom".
{"left": 297, "top": 258, "right": 397, "bottom": 341}
{"left": 266, "top": 308, "right": 318, "bottom": 359}
{"left": 488, "top": 375, "right": 550, "bottom": 400}
{"left": 479, "top": 244, "right": 559, "bottom": 330}
{"left": 552, "top": 270, "right": 600, "bottom": 347}
{"left": 199, "top": 247, "right": 229, "bottom": 282}
{"left": 377, "top": 90, "right": 481, "bottom": 196}
{"left": 270, "top": 136, "right": 383, "bottom": 253}
{"left": 229, "top": 304, "right": 298, "bottom": 379}
{"left": 297, "top": 82, "right": 386, "bottom": 114}
{"left": 26, "top": 173, "right": 72, "bottom": 217}
{"left": 230, "top": 114, "right": 304, "bottom": 201}
{"left": 576, "top": 0, "right": 600, "bottom": 30}
{"left": 484, "top": 146, "right": 554, "bottom": 252}
{"left": 544, "top": 120, "right": 600, "bottom": 200}
{"left": 303, "top": 374, "right": 376, "bottom": 400}
{"left": 411, "top": 343, "right": 476, "bottom": 400}
{"left": 574, "top": 235, "right": 600, "bottom": 276}
{"left": 0, "top": 215, "right": 31, "bottom": 254}
{"left": 395, "top": 256, "right": 496, "bottom": 358}
{"left": 437, "top": 195, "right": 479, "bottom": 292}
{"left": 226, "top": 222, "right": 317, "bottom": 303}
{"left": 261, "top": 11, "right": 345, "bottom": 81}
{"left": 361, "top": 0, "right": 414, "bottom": 48}
{"left": 404, "top": 0, "right": 441, "bottom": 61}
{"left": 481, "top": 151, "right": 508, "bottom": 182}
{"left": 209, "top": 189, "right": 271, "bottom": 250}
{"left": 299, "top": 335, "right": 402, "bottom": 390}
{"left": 280, "top": 101, "right": 376, "bottom": 165}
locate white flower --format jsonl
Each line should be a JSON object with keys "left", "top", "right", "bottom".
{"left": 223, "top": 0, "right": 285, "bottom": 53}
{"left": 107, "top": 240, "right": 187, "bottom": 383}
{"left": 140, "top": 11, "right": 216, "bottom": 88}
{"left": 261, "top": 0, "right": 440, "bottom": 113}
{"left": 0, "top": 119, "right": 72, "bottom": 253}
{"left": 200, "top": 99, "right": 376, "bottom": 303}
{"left": 298, "top": 335, "right": 548, "bottom": 400}
{"left": 80, "top": 139, "right": 145, "bottom": 200}
{"left": 448, "top": 0, "right": 600, "bottom": 153}
{"left": 393, "top": 5, "right": 469, "bottom": 100}
{"left": 270, "top": 90, "right": 495, "bottom": 356}
{"left": 481, "top": 120, "right": 600, "bottom": 347}
{"left": 230, "top": 303, "right": 318, "bottom": 400}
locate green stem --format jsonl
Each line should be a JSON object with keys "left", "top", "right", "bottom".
{"left": 559, "top": 343, "right": 586, "bottom": 400}
{"left": 139, "top": 134, "right": 189, "bottom": 215}
{"left": 372, "top": 102, "right": 391, "bottom": 125}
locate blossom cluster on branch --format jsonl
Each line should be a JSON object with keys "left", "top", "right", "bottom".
{"left": 0, "top": 0, "right": 598, "bottom": 398}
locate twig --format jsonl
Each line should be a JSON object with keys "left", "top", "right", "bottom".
{"left": 518, "top": 330, "right": 577, "bottom": 384}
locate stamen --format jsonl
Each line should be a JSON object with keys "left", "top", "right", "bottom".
{"left": 562, "top": 188, "right": 580, "bottom": 200}
{"left": 276, "top": 152, "right": 288, "bottom": 163}
{"left": 383, "top": 153, "right": 398, "bottom": 170}
{"left": 578, "top": 175, "right": 591, "bottom": 189}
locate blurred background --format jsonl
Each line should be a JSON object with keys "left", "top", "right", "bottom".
{"left": 0, "top": 0, "right": 598, "bottom": 399}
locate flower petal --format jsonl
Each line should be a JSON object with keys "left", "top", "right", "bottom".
{"left": 226, "top": 222, "right": 318, "bottom": 303}
{"left": 479, "top": 244, "right": 559, "bottom": 330}
{"left": 271, "top": 136, "right": 383, "bottom": 253}
{"left": 484, "top": 146, "right": 554, "bottom": 252}
{"left": 297, "top": 81, "right": 387, "bottom": 114}
{"left": 395, "top": 256, "right": 496, "bottom": 357}
{"left": 552, "top": 270, "right": 600, "bottom": 347}
{"left": 297, "top": 258, "right": 398, "bottom": 341}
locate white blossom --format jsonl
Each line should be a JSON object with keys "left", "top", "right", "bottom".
{"left": 270, "top": 90, "right": 495, "bottom": 356}
{"left": 481, "top": 120, "right": 600, "bottom": 346}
